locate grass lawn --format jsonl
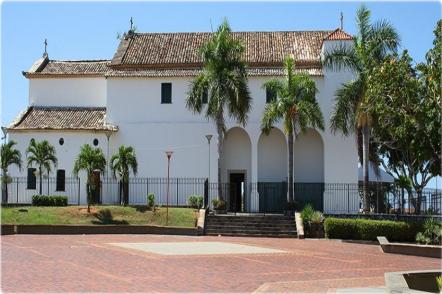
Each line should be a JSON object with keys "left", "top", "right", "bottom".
{"left": 1, "top": 206, "right": 198, "bottom": 227}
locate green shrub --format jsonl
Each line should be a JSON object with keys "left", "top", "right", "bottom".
{"left": 301, "top": 204, "right": 315, "bottom": 226}
{"left": 32, "top": 195, "right": 68, "bottom": 206}
{"left": 324, "top": 217, "right": 423, "bottom": 242}
{"left": 212, "top": 199, "right": 226, "bottom": 210}
{"left": 310, "top": 211, "right": 324, "bottom": 225}
{"left": 147, "top": 193, "right": 155, "bottom": 208}
{"left": 416, "top": 218, "right": 442, "bottom": 245}
{"left": 188, "top": 195, "right": 203, "bottom": 209}
{"left": 437, "top": 276, "right": 442, "bottom": 291}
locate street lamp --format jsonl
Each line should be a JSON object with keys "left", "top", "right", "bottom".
{"left": 205, "top": 135, "right": 212, "bottom": 208}
{"left": 165, "top": 151, "right": 173, "bottom": 226}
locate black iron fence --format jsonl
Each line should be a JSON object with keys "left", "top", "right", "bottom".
{"left": 2, "top": 177, "right": 81, "bottom": 205}
{"left": 2, "top": 177, "right": 441, "bottom": 215}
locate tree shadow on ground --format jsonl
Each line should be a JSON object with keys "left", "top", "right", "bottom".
{"left": 92, "top": 209, "right": 129, "bottom": 225}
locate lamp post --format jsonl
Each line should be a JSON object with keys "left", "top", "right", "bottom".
{"left": 165, "top": 151, "right": 173, "bottom": 226}
{"left": 205, "top": 135, "right": 212, "bottom": 208}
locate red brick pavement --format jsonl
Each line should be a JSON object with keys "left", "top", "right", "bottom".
{"left": 1, "top": 234, "right": 440, "bottom": 293}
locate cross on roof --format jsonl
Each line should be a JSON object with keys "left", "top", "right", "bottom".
{"left": 44, "top": 38, "right": 48, "bottom": 54}
{"left": 130, "top": 17, "right": 133, "bottom": 30}
{"left": 340, "top": 12, "right": 344, "bottom": 30}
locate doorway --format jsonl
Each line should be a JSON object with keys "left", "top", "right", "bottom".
{"left": 229, "top": 173, "right": 245, "bottom": 212}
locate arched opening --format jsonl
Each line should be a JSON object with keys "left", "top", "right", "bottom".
{"left": 220, "top": 127, "right": 252, "bottom": 212}
{"left": 257, "top": 128, "right": 288, "bottom": 213}
{"left": 293, "top": 128, "right": 324, "bottom": 210}
{"left": 258, "top": 128, "right": 287, "bottom": 182}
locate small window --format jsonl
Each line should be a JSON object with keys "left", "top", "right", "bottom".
{"left": 202, "top": 89, "right": 208, "bottom": 104}
{"left": 59, "top": 138, "right": 64, "bottom": 145}
{"left": 56, "top": 170, "right": 65, "bottom": 192}
{"left": 161, "top": 83, "right": 172, "bottom": 104}
{"left": 93, "top": 138, "right": 99, "bottom": 146}
{"left": 266, "top": 87, "right": 277, "bottom": 103}
{"left": 27, "top": 168, "right": 36, "bottom": 190}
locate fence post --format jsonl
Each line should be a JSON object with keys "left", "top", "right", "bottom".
{"left": 204, "top": 179, "right": 208, "bottom": 208}
{"left": 347, "top": 184, "right": 350, "bottom": 213}
{"left": 16, "top": 178, "right": 19, "bottom": 203}
{"left": 77, "top": 177, "right": 80, "bottom": 205}
{"left": 176, "top": 179, "right": 179, "bottom": 206}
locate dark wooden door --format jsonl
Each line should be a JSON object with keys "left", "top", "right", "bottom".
{"left": 229, "top": 173, "right": 245, "bottom": 212}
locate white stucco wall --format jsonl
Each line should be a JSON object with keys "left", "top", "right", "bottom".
{"left": 29, "top": 78, "right": 106, "bottom": 107}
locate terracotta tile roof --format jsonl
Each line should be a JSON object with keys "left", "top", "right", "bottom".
{"left": 110, "top": 31, "right": 339, "bottom": 69}
{"left": 324, "top": 28, "right": 353, "bottom": 41}
{"left": 106, "top": 67, "right": 323, "bottom": 77}
{"left": 24, "top": 59, "right": 110, "bottom": 77}
{"left": 8, "top": 107, "right": 118, "bottom": 132}
{"left": 24, "top": 29, "right": 350, "bottom": 77}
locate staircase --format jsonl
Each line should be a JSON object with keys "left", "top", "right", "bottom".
{"left": 204, "top": 214, "right": 297, "bottom": 237}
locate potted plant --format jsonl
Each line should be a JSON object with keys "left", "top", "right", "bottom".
{"left": 310, "top": 211, "right": 325, "bottom": 238}
{"left": 284, "top": 200, "right": 298, "bottom": 216}
{"left": 212, "top": 199, "right": 226, "bottom": 215}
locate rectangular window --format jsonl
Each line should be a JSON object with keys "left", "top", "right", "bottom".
{"left": 202, "top": 89, "right": 208, "bottom": 104}
{"left": 266, "top": 87, "right": 277, "bottom": 103}
{"left": 56, "top": 169, "right": 65, "bottom": 192}
{"left": 27, "top": 168, "right": 36, "bottom": 190}
{"left": 161, "top": 83, "right": 172, "bottom": 104}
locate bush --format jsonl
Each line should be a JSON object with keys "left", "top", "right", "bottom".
{"left": 324, "top": 217, "right": 423, "bottom": 242}
{"left": 416, "top": 218, "right": 442, "bottom": 245}
{"left": 188, "top": 195, "right": 203, "bottom": 209}
{"left": 147, "top": 193, "right": 155, "bottom": 208}
{"left": 32, "top": 195, "right": 68, "bottom": 206}
{"left": 212, "top": 199, "right": 226, "bottom": 210}
{"left": 301, "top": 204, "right": 315, "bottom": 227}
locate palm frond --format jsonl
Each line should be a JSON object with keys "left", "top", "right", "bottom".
{"left": 367, "top": 19, "right": 400, "bottom": 61}
{"left": 330, "top": 79, "right": 363, "bottom": 135}
{"left": 261, "top": 101, "right": 282, "bottom": 134}
{"left": 323, "top": 43, "right": 360, "bottom": 72}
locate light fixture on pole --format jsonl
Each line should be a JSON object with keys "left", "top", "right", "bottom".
{"left": 205, "top": 135, "right": 213, "bottom": 209}
{"left": 205, "top": 135, "right": 212, "bottom": 182}
{"left": 165, "top": 151, "right": 173, "bottom": 226}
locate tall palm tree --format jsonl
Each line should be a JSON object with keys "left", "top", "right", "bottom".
{"left": 261, "top": 56, "right": 324, "bottom": 203}
{"left": 1, "top": 141, "right": 22, "bottom": 202}
{"left": 110, "top": 145, "right": 138, "bottom": 205}
{"left": 323, "top": 5, "right": 400, "bottom": 212}
{"left": 73, "top": 144, "right": 106, "bottom": 213}
{"left": 186, "top": 19, "right": 251, "bottom": 200}
{"left": 26, "top": 139, "right": 57, "bottom": 194}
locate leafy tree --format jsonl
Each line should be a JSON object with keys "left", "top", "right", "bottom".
{"left": 367, "top": 47, "right": 441, "bottom": 214}
{"left": 186, "top": 19, "right": 251, "bottom": 200}
{"left": 1, "top": 141, "right": 22, "bottom": 202}
{"left": 73, "top": 144, "right": 106, "bottom": 213}
{"left": 261, "top": 56, "right": 324, "bottom": 202}
{"left": 110, "top": 145, "right": 138, "bottom": 205}
{"left": 323, "top": 5, "right": 400, "bottom": 212}
{"left": 26, "top": 139, "right": 57, "bottom": 195}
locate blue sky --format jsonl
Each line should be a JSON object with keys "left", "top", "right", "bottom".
{"left": 1, "top": 1, "right": 441, "bottom": 187}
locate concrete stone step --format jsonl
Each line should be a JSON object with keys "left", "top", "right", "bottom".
{"left": 205, "top": 231, "right": 297, "bottom": 238}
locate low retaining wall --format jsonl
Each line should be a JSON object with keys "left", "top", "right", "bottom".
{"left": 326, "top": 213, "right": 441, "bottom": 222}
{"left": 378, "top": 236, "right": 441, "bottom": 259}
{"left": 1, "top": 224, "right": 197, "bottom": 236}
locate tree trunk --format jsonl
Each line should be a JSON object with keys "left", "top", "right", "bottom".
{"left": 39, "top": 166, "right": 42, "bottom": 195}
{"left": 287, "top": 131, "right": 294, "bottom": 203}
{"left": 415, "top": 188, "right": 422, "bottom": 215}
{"left": 362, "top": 124, "right": 370, "bottom": 213}
{"left": 216, "top": 114, "right": 224, "bottom": 201}
{"left": 4, "top": 181, "right": 8, "bottom": 203}
{"left": 87, "top": 173, "right": 92, "bottom": 213}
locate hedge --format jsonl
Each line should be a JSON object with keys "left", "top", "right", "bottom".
{"left": 32, "top": 195, "right": 68, "bottom": 207}
{"left": 324, "top": 217, "right": 423, "bottom": 242}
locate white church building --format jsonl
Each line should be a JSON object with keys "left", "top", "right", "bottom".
{"left": 5, "top": 28, "right": 359, "bottom": 213}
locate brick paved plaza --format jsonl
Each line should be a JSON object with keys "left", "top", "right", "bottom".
{"left": 1, "top": 234, "right": 439, "bottom": 293}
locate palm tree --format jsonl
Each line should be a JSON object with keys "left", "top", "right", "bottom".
{"left": 73, "top": 144, "right": 106, "bottom": 213}
{"left": 261, "top": 56, "right": 324, "bottom": 203}
{"left": 186, "top": 19, "right": 251, "bottom": 200}
{"left": 26, "top": 139, "right": 57, "bottom": 194}
{"left": 1, "top": 141, "right": 22, "bottom": 202}
{"left": 110, "top": 145, "right": 138, "bottom": 205}
{"left": 323, "top": 5, "right": 400, "bottom": 212}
